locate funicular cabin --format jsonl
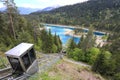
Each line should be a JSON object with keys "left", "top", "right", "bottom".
{"left": 5, "top": 43, "right": 38, "bottom": 77}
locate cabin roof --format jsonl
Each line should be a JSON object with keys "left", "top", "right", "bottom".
{"left": 5, "top": 43, "right": 34, "bottom": 57}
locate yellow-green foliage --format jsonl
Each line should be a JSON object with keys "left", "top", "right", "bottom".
{"left": 102, "top": 35, "right": 108, "bottom": 40}
{"left": 0, "top": 56, "right": 9, "bottom": 69}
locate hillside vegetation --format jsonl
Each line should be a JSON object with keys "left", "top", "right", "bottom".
{"left": 0, "top": 0, "right": 120, "bottom": 79}
{"left": 31, "top": 0, "right": 120, "bottom": 33}
{"left": 0, "top": 1, "right": 62, "bottom": 69}
{"left": 30, "top": 0, "right": 120, "bottom": 79}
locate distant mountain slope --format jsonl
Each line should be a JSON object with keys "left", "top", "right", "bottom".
{"left": 51, "top": 0, "right": 120, "bottom": 13}
{"left": 31, "top": 6, "right": 60, "bottom": 14}
{"left": 31, "top": 0, "right": 120, "bottom": 14}
{"left": 41, "top": 7, "right": 57, "bottom": 11}
{"left": 0, "top": 7, "right": 40, "bottom": 14}
{"left": 30, "top": 0, "right": 120, "bottom": 32}
{"left": 18, "top": 7, "right": 41, "bottom": 14}
{"left": 0, "top": 6, "right": 59, "bottom": 14}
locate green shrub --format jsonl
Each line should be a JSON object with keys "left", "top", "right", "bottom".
{"left": 114, "top": 73, "right": 120, "bottom": 80}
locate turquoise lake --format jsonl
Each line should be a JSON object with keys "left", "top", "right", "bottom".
{"left": 45, "top": 25, "right": 105, "bottom": 45}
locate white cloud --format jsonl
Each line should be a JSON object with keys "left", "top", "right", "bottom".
{"left": 0, "top": 3, "right": 5, "bottom": 8}
{"left": 0, "top": 0, "right": 88, "bottom": 9}
{"left": 54, "top": 0, "right": 88, "bottom": 6}
{"left": 36, "top": 0, "right": 88, "bottom": 8}
{"left": 19, "top": 3, "right": 40, "bottom": 8}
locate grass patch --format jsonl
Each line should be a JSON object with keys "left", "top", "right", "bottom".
{"left": 29, "top": 59, "right": 105, "bottom": 80}
{"left": 28, "top": 73, "right": 41, "bottom": 80}
{"left": 102, "top": 35, "right": 108, "bottom": 40}
{"left": 29, "top": 60, "right": 62, "bottom": 80}
{"left": 0, "top": 57, "right": 9, "bottom": 69}
{"left": 29, "top": 72, "right": 61, "bottom": 80}
{"left": 0, "top": 53, "right": 9, "bottom": 69}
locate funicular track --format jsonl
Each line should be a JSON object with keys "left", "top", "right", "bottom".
{"left": 38, "top": 53, "right": 61, "bottom": 73}
{"left": 0, "top": 62, "right": 27, "bottom": 80}
{"left": 0, "top": 67, "right": 12, "bottom": 80}
{"left": 0, "top": 53, "right": 61, "bottom": 80}
{"left": 0, "top": 67, "right": 31, "bottom": 80}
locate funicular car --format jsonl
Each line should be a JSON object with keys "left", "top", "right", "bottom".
{"left": 5, "top": 43, "right": 38, "bottom": 78}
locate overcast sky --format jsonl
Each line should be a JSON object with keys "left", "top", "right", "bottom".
{"left": 0, "top": 0, "right": 88, "bottom": 9}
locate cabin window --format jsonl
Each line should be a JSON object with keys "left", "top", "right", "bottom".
{"left": 7, "top": 57, "right": 23, "bottom": 74}
{"left": 29, "top": 48, "right": 36, "bottom": 63}
{"left": 22, "top": 53, "right": 31, "bottom": 70}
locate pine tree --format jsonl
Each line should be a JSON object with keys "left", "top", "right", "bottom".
{"left": 40, "top": 29, "right": 48, "bottom": 52}
{"left": 92, "top": 52, "right": 106, "bottom": 73}
{"left": 67, "top": 38, "right": 76, "bottom": 53}
{"left": 80, "top": 27, "right": 95, "bottom": 51}
{"left": 77, "top": 35, "right": 84, "bottom": 48}
{"left": 57, "top": 35, "right": 62, "bottom": 52}
{"left": 54, "top": 33, "right": 58, "bottom": 46}
{"left": 40, "top": 29, "right": 54, "bottom": 53}
{"left": 92, "top": 51, "right": 115, "bottom": 75}
{"left": 53, "top": 33, "right": 62, "bottom": 52}
{"left": 2, "top": 0, "right": 18, "bottom": 40}
{"left": 47, "top": 29, "right": 54, "bottom": 53}
{"left": 58, "top": 35, "right": 62, "bottom": 45}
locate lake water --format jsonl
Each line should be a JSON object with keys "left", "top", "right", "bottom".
{"left": 44, "top": 25, "right": 105, "bottom": 45}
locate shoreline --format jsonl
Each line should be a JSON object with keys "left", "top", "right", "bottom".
{"left": 64, "top": 29, "right": 82, "bottom": 38}
{"left": 44, "top": 23, "right": 107, "bottom": 47}
{"left": 45, "top": 23, "right": 106, "bottom": 34}
{"left": 64, "top": 29, "right": 106, "bottom": 47}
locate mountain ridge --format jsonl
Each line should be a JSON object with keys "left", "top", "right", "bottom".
{"left": 33, "top": 6, "right": 59, "bottom": 13}
{"left": 0, "top": 6, "right": 60, "bottom": 14}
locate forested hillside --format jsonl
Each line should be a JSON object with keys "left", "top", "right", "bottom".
{"left": 0, "top": 12, "right": 36, "bottom": 52}
{"left": 0, "top": 0, "right": 62, "bottom": 53}
{"left": 30, "top": 0, "right": 120, "bottom": 79}
{"left": 31, "top": 0, "right": 120, "bottom": 33}
{"left": 0, "top": 0, "right": 120, "bottom": 79}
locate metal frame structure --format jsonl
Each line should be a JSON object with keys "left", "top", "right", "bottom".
{"left": 5, "top": 43, "right": 38, "bottom": 75}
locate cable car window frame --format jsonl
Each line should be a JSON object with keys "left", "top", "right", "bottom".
{"left": 7, "top": 57, "right": 24, "bottom": 74}
{"left": 22, "top": 52, "right": 31, "bottom": 70}
{"left": 29, "top": 48, "right": 36, "bottom": 63}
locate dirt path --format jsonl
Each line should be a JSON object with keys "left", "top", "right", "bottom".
{"left": 63, "top": 57, "right": 91, "bottom": 68}
{"left": 48, "top": 59, "right": 105, "bottom": 80}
